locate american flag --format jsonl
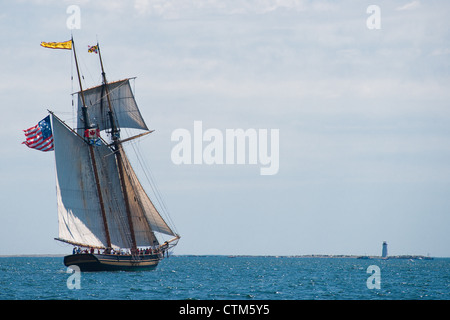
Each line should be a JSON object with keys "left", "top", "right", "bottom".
{"left": 22, "top": 115, "right": 54, "bottom": 152}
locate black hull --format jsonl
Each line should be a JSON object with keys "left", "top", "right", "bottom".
{"left": 64, "top": 253, "right": 161, "bottom": 271}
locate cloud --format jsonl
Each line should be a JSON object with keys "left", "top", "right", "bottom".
{"left": 396, "top": 0, "right": 420, "bottom": 11}
{"left": 431, "top": 48, "right": 450, "bottom": 56}
{"left": 132, "top": 0, "right": 308, "bottom": 18}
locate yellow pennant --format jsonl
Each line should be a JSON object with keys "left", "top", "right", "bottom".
{"left": 40, "top": 40, "right": 72, "bottom": 50}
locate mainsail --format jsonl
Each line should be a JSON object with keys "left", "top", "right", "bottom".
{"left": 52, "top": 39, "right": 178, "bottom": 251}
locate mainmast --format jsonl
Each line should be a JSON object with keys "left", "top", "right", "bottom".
{"left": 96, "top": 42, "right": 138, "bottom": 252}
{"left": 72, "top": 38, "right": 112, "bottom": 249}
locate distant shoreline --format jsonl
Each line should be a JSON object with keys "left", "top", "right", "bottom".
{"left": 217, "top": 254, "right": 436, "bottom": 260}
{"left": 0, "top": 254, "right": 66, "bottom": 258}
{"left": 0, "top": 254, "right": 440, "bottom": 259}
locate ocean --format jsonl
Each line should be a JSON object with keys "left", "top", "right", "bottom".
{"left": 0, "top": 255, "right": 449, "bottom": 301}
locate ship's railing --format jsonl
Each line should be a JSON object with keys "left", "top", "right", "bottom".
{"left": 72, "top": 247, "right": 165, "bottom": 257}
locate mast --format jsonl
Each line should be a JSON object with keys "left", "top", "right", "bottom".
{"left": 72, "top": 38, "right": 112, "bottom": 249}
{"left": 96, "top": 42, "right": 138, "bottom": 251}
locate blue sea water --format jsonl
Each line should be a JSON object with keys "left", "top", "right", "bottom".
{"left": 0, "top": 256, "right": 449, "bottom": 300}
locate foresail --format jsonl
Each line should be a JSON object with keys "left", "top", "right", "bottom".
{"left": 77, "top": 79, "right": 148, "bottom": 134}
{"left": 52, "top": 115, "right": 107, "bottom": 248}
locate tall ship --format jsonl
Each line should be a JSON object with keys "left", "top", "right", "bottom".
{"left": 24, "top": 38, "right": 180, "bottom": 271}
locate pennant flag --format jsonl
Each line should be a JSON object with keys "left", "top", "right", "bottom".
{"left": 88, "top": 45, "right": 98, "bottom": 54}
{"left": 40, "top": 40, "right": 72, "bottom": 50}
{"left": 22, "top": 115, "right": 54, "bottom": 152}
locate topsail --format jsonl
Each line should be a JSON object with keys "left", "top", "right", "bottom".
{"left": 77, "top": 78, "right": 149, "bottom": 135}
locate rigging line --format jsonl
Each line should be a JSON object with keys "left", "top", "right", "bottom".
{"left": 121, "top": 131, "right": 174, "bottom": 234}
{"left": 136, "top": 144, "right": 173, "bottom": 223}
{"left": 76, "top": 79, "right": 130, "bottom": 107}
{"left": 121, "top": 126, "right": 178, "bottom": 238}
{"left": 71, "top": 79, "right": 140, "bottom": 138}
{"left": 124, "top": 156, "right": 161, "bottom": 243}
{"left": 137, "top": 147, "right": 168, "bottom": 215}
{"left": 127, "top": 137, "right": 165, "bottom": 213}
{"left": 131, "top": 78, "right": 136, "bottom": 97}
{"left": 71, "top": 48, "right": 75, "bottom": 129}
{"left": 120, "top": 146, "right": 158, "bottom": 228}
{"left": 78, "top": 49, "right": 98, "bottom": 88}
{"left": 51, "top": 111, "right": 77, "bottom": 125}
{"left": 140, "top": 152, "right": 177, "bottom": 232}
{"left": 74, "top": 80, "right": 135, "bottom": 136}
{"left": 119, "top": 150, "right": 163, "bottom": 247}
{"left": 128, "top": 136, "right": 178, "bottom": 234}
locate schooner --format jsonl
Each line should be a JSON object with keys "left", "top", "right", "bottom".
{"left": 32, "top": 38, "right": 180, "bottom": 271}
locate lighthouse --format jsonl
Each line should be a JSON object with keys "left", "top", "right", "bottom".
{"left": 382, "top": 241, "right": 388, "bottom": 258}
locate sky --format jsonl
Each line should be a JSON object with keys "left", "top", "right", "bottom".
{"left": 1, "top": 0, "right": 450, "bottom": 257}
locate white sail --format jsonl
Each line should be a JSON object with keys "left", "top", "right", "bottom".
{"left": 95, "top": 144, "right": 163, "bottom": 248}
{"left": 93, "top": 139, "right": 135, "bottom": 249}
{"left": 53, "top": 114, "right": 174, "bottom": 249}
{"left": 119, "top": 148, "right": 177, "bottom": 238}
{"left": 77, "top": 79, "right": 148, "bottom": 133}
{"left": 53, "top": 115, "right": 107, "bottom": 248}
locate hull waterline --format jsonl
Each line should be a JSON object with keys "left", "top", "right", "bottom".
{"left": 64, "top": 253, "right": 162, "bottom": 271}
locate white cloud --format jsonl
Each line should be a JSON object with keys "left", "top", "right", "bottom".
{"left": 396, "top": 0, "right": 420, "bottom": 11}
{"left": 431, "top": 48, "right": 450, "bottom": 56}
{"left": 132, "top": 0, "right": 307, "bottom": 17}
